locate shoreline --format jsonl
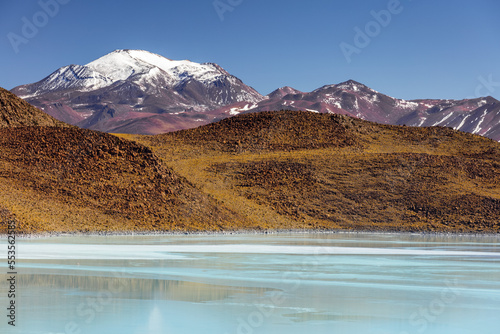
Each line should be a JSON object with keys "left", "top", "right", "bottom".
{"left": 3, "top": 228, "right": 500, "bottom": 239}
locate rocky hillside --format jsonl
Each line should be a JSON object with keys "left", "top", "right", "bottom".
{"left": 1, "top": 86, "right": 500, "bottom": 234}
{"left": 157, "top": 110, "right": 359, "bottom": 152}
{"left": 0, "top": 126, "right": 251, "bottom": 234}
{"left": 0, "top": 88, "right": 247, "bottom": 234}
{"left": 139, "top": 110, "right": 500, "bottom": 233}
{"left": 0, "top": 87, "right": 67, "bottom": 128}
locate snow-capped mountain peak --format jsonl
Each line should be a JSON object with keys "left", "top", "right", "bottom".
{"left": 12, "top": 49, "right": 264, "bottom": 134}
{"left": 16, "top": 49, "right": 258, "bottom": 98}
{"left": 86, "top": 49, "right": 213, "bottom": 83}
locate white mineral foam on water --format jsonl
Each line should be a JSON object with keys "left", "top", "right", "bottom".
{"left": 20, "top": 244, "right": 500, "bottom": 259}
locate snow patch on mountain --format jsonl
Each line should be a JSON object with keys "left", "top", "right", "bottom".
{"left": 472, "top": 109, "right": 488, "bottom": 134}
{"left": 477, "top": 99, "right": 488, "bottom": 108}
{"left": 432, "top": 112, "right": 454, "bottom": 126}
{"left": 454, "top": 114, "right": 471, "bottom": 130}
{"left": 228, "top": 103, "right": 259, "bottom": 115}
{"left": 335, "top": 80, "right": 380, "bottom": 95}
{"left": 362, "top": 93, "right": 379, "bottom": 104}
{"left": 396, "top": 99, "right": 419, "bottom": 109}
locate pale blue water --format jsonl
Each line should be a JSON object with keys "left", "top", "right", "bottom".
{"left": 1, "top": 233, "right": 500, "bottom": 334}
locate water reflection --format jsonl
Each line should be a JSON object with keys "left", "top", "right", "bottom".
{"left": 18, "top": 273, "right": 276, "bottom": 302}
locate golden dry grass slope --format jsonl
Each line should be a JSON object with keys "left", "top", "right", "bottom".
{"left": 133, "top": 111, "right": 500, "bottom": 233}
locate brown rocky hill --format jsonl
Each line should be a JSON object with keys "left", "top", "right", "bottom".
{"left": 0, "top": 88, "right": 248, "bottom": 234}
{"left": 0, "top": 87, "right": 67, "bottom": 128}
{"left": 156, "top": 110, "right": 359, "bottom": 152}
{"left": 0, "top": 126, "right": 249, "bottom": 233}
{"left": 137, "top": 110, "right": 500, "bottom": 233}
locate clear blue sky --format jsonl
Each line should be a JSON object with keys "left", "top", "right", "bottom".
{"left": 1, "top": 0, "right": 499, "bottom": 100}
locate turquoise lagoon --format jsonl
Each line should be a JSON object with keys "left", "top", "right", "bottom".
{"left": 1, "top": 233, "right": 500, "bottom": 334}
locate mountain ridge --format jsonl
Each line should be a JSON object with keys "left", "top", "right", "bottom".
{"left": 223, "top": 80, "right": 500, "bottom": 141}
{"left": 9, "top": 49, "right": 500, "bottom": 140}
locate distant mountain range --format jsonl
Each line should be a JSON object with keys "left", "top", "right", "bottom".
{"left": 217, "top": 81, "right": 500, "bottom": 141}
{"left": 11, "top": 49, "right": 500, "bottom": 140}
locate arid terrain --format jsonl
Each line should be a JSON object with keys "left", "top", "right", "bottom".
{"left": 134, "top": 111, "right": 500, "bottom": 233}
{"left": 1, "top": 88, "right": 500, "bottom": 234}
